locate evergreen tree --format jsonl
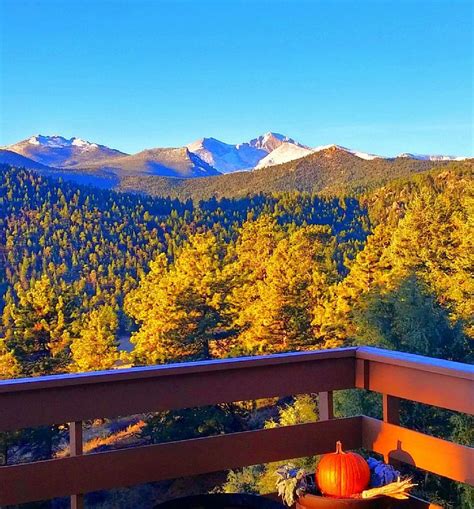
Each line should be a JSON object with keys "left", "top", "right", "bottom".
{"left": 312, "top": 222, "right": 393, "bottom": 345}
{"left": 380, "top": 185, "right": 474, "bottom": 337}
{"left": 352, "top": 275, "right": 470, "bottom": 361}
{"left": 229, "top": 224, "right": 336, "bottom": 354}
{"left": 5, "top": 275, "right": 78, "bottom": 376}
{"left": 70, "top": 305, "right": 119, "bottom": 372}
{"left": 0, "top": 338, "right": 20, "bottom": 379}
{"left": 125, "top": 232, "right": 229, "bottom": 364}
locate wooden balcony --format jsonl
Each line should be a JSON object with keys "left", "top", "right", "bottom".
{"left": 0, "top": 346, "right": 473, "bottom": 508}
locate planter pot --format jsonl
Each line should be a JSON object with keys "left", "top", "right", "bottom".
{"left": 297, "top": 493, "right": 392, "bottom": 509}
{"left": 295, "top": 473, "right": 393, "bottom": 509}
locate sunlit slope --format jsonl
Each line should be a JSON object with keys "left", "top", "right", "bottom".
{"left": 119, "top": 146, "right": 461, "bottom": 199}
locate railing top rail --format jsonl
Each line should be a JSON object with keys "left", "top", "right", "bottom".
{"left": 1, "top": 346, "right": 473, "bottom": 395}
{"left": 0, "top": 347, "right": 357, "bottom": 394}
{"left": 356, "top": 346, "right": 474, "bottom": 381}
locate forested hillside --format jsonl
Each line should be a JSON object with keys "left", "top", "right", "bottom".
{"left": 118, "top": 147, "right": 455, "bottom": 200}
{"left": 1, "top": 161, "right": 472, "bottom": 378}
{"left": 0, "top": 164, "right": 369, "bottom": 376}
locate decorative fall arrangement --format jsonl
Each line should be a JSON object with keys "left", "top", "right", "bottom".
{"left": 276, "top": 441, "right": 416, "bottom": 508}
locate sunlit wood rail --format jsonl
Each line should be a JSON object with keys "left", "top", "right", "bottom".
{"left": 0, "top": 346, "right": 472, "bottom": 507}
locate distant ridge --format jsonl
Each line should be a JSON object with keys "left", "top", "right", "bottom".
{"left": 1, "top": 135, "right": 219, "bottom": 179}
{"left": 84, "top": 146, "right": 221, "bottom": 178}
{"left": 312, "top": 144, "right": 382, "bottom": 161}
{"left": 118, "top": 146, "right": 471, "bottom": 200}
{"left": 1, "top": 132, "right": 469, "bottom": 183}
{"left": 4, "top": 135, "right": 127, "bottom": 169}
{"left": 397, "top": 152, "right": 467, "bottom": 162}
{"left": 0, "top": 149, "right": 54, "bottom": 171}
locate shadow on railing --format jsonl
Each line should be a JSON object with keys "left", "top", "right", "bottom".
{"left": 0, "top": 346, "right": 473, "bottom": 507}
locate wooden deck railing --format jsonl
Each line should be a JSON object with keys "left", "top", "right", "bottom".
{"left": 0, "top": 346, "right": 473, "bottom": 507}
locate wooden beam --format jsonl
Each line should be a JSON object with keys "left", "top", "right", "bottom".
{"left": 382, "top": 395, "right": 401, "bottom": 465}
{"left": 362, "top": 416, "right": 474, "bottom": 485}
{"left": 69, "top": 421, "right": 83, "bottom": 456}
{"left": 357, "top": 347, "right": 474, "bottom": 381}
{"left": 0, "top": 352, "right": 356, "bottom": 432}
{"left": 355, "top": 359, "right": 370, "bottom": 390}
{"left": 0, "top": 417, "right": 362, "bottom": 506}
{"left": 356, "top": 348, "right": 474, "bottom": 415}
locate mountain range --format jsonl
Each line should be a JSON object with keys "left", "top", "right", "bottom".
{"left": 1, "top": 133, "right": 469, "bottom": 195}
{"left": 2, "top": 133, "right": 468, "bottom": 174}
{"left": 1, "top": 132, "right": 316, "bottom": 177}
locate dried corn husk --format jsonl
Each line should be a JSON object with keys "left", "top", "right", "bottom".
{"left": 361, "top": 477, "right": 417, "bottom": 499}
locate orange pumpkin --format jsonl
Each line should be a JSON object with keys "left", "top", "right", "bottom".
{"left": 316, "top": 441, "right": 370, "bottom": 498}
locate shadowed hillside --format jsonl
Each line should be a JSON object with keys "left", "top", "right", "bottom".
{"left": 84, "top": 147, "right": 221, "bottom": 178}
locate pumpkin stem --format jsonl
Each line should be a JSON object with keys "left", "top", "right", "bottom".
{"left": 335, "top": 441, "right": 344, "bottom": 454}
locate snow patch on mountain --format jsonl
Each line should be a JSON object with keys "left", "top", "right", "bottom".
{"left": 255, "top": 142, "right": 313, "bottom": 168}
{"left": 187, "top": 137, "right": 263, "bottom": 173}
{"left": 397, "top": 152, "right": 467, "bottom": 161}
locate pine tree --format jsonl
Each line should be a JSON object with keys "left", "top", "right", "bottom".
{"left": 352, "top": 275, "right": 470, "bottom": 361}
{"left": 380, "top": 185, "right": 474, "bottom": 337}
{"left": 70, "top": 305, "right": 119, "bottom": 372}
{"left": 311, "top": 221, "right": 394, "bottom": 346}
{"left": 228, "top": 222, "right": 336, "bottom": 354}
{"left": 6, "top": 275, "right": 78, "bottom": 376}
{"left": 0, "top": 338, "right": 20, "bottom": 379}
{"left": 125, "top": 231, "right": 228, "bottom": 364}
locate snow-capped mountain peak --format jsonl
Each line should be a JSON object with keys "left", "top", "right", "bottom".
{"left": 5, "top": 134, "right": 127, "bottom": 169}
{"left": 71, "top": 137, "right": 99, "bottom": 149}
{"left": 187, "top": 132, "right": 309, "bottom": 173}
{"left": 28, "top": 134, "right": 69, "bottom": 147}
{"left": 187, "top": 137, "right": 233, "bottom": 156}
{"left": 245, "top": 132, "right": 308, "bottom": 152}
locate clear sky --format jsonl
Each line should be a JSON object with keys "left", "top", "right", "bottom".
{"left": 0, "top": 0, "right": 472, "bottom": 156}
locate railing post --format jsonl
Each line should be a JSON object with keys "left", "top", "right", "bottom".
{"left": 318, "top": 391, "right": 334, "bottom": 420}
{"left": 382, "top": 394, "right": 400, "bottom": 464}
{"left": 69, "top": 421, "right": 84, "bottom": 509}
{"left": 383, "top": 394, "right": 400, "bottom": 425}
{"left": 355, "top": 359, "right": 370, "bottom": 389}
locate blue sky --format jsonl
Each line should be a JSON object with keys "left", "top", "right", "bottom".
{"left": 0, "top": 0, "right": 472, "bottom": 156}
